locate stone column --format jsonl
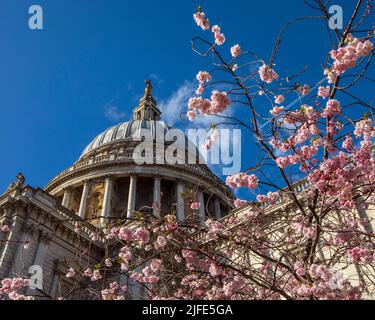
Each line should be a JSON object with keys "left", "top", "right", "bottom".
{"left": 101, "top": 177, "right": 113, "bottom": 226}
{"left": 0, "top": 208, "right": 10, "bottom": 253}
{"left": 78, "top": 180, "right": 90, "bottom": 219}
{"left": 127, "top": 175, "right": 137, "bottom": 218}
{"left": 153, "top": 176, "right": 161, "bottom": 215}
{"left": 214, "top": 198, "right": 222, "bottom": 220}
{"left": 198, "top": 191, "right": 205, "bottom": 222}
{"left": 49, "top": 260, "right": 60, "bottom": 297}
{"left": 26, "top": 232, "right": 50, "bottom": 294}
{"left": 61, "top": 187, "right": 72, "bottom": 209}
{"left": 0, "top": 208, "right": 23, "bottom": 279}
{"left": 176, "top": 182, "right": 185, "bottom": 221}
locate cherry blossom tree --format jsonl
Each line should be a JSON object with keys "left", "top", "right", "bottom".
{"left": 1, "top": 0, "right": 375, "bottom": 300}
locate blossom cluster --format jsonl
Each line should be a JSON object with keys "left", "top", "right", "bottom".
{"left": 226, "top": 173, "right": 259, "bottom": 189}
{"left": 193, "top": 11, "right": 210, "bottom": 31}
{"left": 101, "top": 282, "right": 127, "bottom": 300}
{"left": 0, "top": 278, "right": 33, "bottom": 300}
{"left": 258, "top": 64, "right": 279, "bottom": 84}
{"left": 230, "top": 44, "right": 241, "bottom": 58}
{"left": 188, "top": 90, "right": 231, "bottom": 120}
{"left": 348, "top": 247, "right": 374, "bottom": 264}
{"left": 325, "top": 34, "right": 373, "bottom": 83}
{"left": 195, "top": 71, "right": 212, "bottom": 95}
{"left": 193, "top": 10, "right": 226, "bottom": 46}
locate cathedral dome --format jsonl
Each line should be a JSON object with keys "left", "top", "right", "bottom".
{"left": 80, "top": 119, "right": 172, "bottom": 159}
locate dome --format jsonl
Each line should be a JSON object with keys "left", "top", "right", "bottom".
{"left": 80, "top": 120, "right": 172, "bottom": 159}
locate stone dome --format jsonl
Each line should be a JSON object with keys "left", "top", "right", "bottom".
{"left": 80, "top": 120, "right": 172, "bottom": 159}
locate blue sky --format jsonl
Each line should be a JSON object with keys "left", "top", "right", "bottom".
{"left": 0, "top": 0, "right": 373, "bottom": 198}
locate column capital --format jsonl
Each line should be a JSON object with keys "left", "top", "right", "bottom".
{"left": 176, "top": 179, "right": 185, "bottom": 186}
{"left": 103, "top": 175, "right": 113, "bottom": 183}
{"left": 39, "top": 230, "right": 52, "bottom": 243}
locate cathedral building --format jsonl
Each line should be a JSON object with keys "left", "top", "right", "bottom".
{"left": 0, "top": 82, "right": 233, "bottom": 298}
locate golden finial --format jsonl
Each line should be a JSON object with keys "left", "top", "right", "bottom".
{"left": 144, "top": 79, "right": 153, "bottom": 96}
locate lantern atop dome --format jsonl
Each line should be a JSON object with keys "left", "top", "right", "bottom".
{"left": 133, "top": 80, "right": 162, "bottom": 121}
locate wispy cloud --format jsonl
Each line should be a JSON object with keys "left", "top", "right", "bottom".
{"left": 148, "top": 74, "right": 163, "bottom": 85}
{"left": 104, "top": 104, "right": 126, "bottom": 122}
{"left": 158, "top": 81, "right": 195, "bottom": 126}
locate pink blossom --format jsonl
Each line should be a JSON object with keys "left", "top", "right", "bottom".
{"left": 270, "top": 106, "right": 284, "bottom": 115}
{"left": 65, "top": 268, "right": 76, "bottom": 278}
{"left": 324, "top": 68, "right": 337, "bottom": 84}
{"left": 150, "top": 259, "right": 163, "bottom": 272}
{"left": 84, "top": 268, "right": 93, "bottom": 277}
{"left": 324, "top": 99, "right": 341, "bottom": 117}
{"left": 342, "top": 136, "right": 354, "bottom": 151}
{"left": 274, "top": 95, "right": 285, "bottom": 104}
{"left": 276, "top": 157, "right": 289, "bottom": 168}
{"left": 134, "top": 228, "right": 150, "bottom": 245}
{"left": 119, "top": 249, "right": 132, "bottom": 267}
{"left": 256, "top": 191, "right": 279, "bottom": 204}
{"left": 195, "top": 85, "right": 204, "bottom": 95}
{"left": 196, "top": 71, "right": 212, "bottom": 84}
{"left": 226, "top": 173, "right": 258, "bottom": 189}
{"left": 354, "top": 119, "right": 374, "bottom": 140}
{"left": 210, "top": 90, "right": 231, "bottom": 114}
{"left": 105, "top": 258, "right": 113, "bottom": 267}
{"left": 232, "top": 64, "right": 239, "bottom": 71}
{"left": 212, "top": 25, "right": 225, "bottom": 46}
{"left": 209, "top": 263, "right": 222, "bottom": 277}
{"left": 297, "top": 84, "right": 310, "bottom": 95}
{"left": 326, "top": 36, "right": 373, "bottom": 81}
{"left": 318, "top": 86, "right": 330, "bottom": 99}
{"left": 356, "top": 40, "right": 373, "bottom": 56}
{"left": 0, "top": 224, "right": 10, "bottom": 233}
{"left": 258, "top": 64, "right": 279, "bottom": 84}
{"left": 188, "top": 97, "right": 211, "bottom": 115}
{"left": 230, "top": 44, "right": 241, "bottom": 58}
{"left": 117, "top": 227, "right": 133, "bottom": 241}
{"left": 191, "top": 202, "right": 201, "bottom": 210}
{"left": 155, "top": 235, "right": 167, "bottom": 250}
{"left": 348, "top": 247, "right": 374, "bottom": 264}
{"left": 234, "top": 199, "right": 248, "bottom": 208}
{"left": 187, "top": 111, "right": 197, "bottom": 121}
{"left": 193, "top": 12, "right": 210, "bottom": 31}
{"left": 294, "top": 261, "right": 306, "bottom": 276}
{"left": 91, "top": 270, "right": 102, "bottom": 282}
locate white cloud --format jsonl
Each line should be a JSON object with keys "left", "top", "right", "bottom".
{"left": 104, "top": 104, "right": 126, "bottom": 122}
{"left": 158, "top": 81, "right": 195, "bottom": 126}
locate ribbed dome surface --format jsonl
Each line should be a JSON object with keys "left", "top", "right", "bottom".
{"left": 80, "top": 120, "right": 173, "bottom": 158}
